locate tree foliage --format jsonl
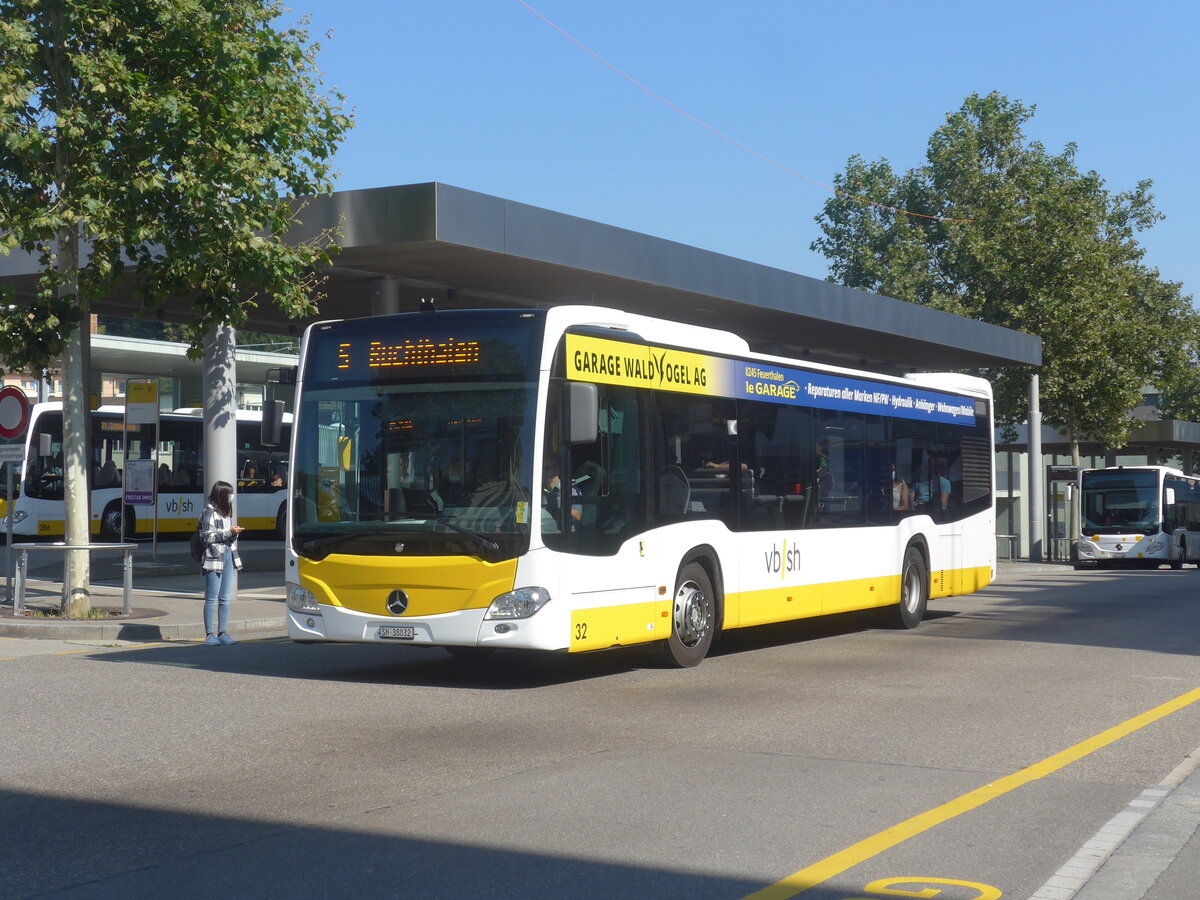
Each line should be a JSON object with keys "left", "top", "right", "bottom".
{"left": 812, "top": 92, "right": 1199, "bottom": 455}
{"left": 0, "top": 0, "right": 352, "bottom": 370}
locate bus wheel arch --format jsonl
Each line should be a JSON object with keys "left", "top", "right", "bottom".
{"left": 662, "top": 548, "right": 722, "bottom": 668}
{"left": 99, "top": 501, "right": 132, "bottom": 542}
{"left": 275, "top": 503, "right": 287, "bottom": 541}
{"left": 882, "top": 539, "right": 928, "bottom": 629}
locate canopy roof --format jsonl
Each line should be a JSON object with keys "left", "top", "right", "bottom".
{"left": 0, "top": 182, "right": 1041, "bottom": 375}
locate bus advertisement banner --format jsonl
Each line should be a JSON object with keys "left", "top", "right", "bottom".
{"left": 565, "top": 334, "right": 978, "bottom": 427}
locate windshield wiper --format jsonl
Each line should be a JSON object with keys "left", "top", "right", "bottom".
{"left": 295, "top": 517, "right": 499, "bottom": 561}
{"left": 295, "top": 528, "right": 404, "bottom": 560}
{"left": 426, "top": 514, "right": 500, "bottom": 553}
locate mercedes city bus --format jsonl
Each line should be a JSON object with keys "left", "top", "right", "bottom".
{"left": 0, "top": 402, "right": 290, "bottom": 540}
{"left": 284, "top": 307, "right": 995, "bottom": 666}
{"left": 1077, "top": 465, "right": 1200, "bottom": 569}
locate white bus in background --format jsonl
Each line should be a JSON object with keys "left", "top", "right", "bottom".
{"left": 0, "top": 402, "right": 290, "bottom": 541}
{"left": 283, "top": 306, "right": 996, "bottom": 667}
{"left": 1076, "top": 465, "right": 1200, "bottom": 569}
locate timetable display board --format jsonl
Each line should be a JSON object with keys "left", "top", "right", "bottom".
{"left": 305, "top": 312, "right": 541, "bottom": 384}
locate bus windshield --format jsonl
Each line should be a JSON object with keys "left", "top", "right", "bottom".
{"left": 290, "top": 312, "right": 543, "bottom": 559}
{"left": 1081, "top": 469, "right": 1161, "bottom": 535}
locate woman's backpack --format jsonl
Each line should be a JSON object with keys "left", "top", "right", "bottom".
{"left": 189, "top": 521, "right": 204, "bottom": 564}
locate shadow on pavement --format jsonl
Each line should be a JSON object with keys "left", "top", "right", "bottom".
{"left": 3, "top": 787, "right": 834, "bottom": 900}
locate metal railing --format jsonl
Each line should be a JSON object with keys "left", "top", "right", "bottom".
{"left": 11, "top": 543, "right": 136, "bottom": 616}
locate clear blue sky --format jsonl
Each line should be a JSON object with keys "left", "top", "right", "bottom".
{"left": 296, "top": 0, "right": 1197, "bottom": 302}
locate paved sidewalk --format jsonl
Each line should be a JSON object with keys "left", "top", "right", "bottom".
{"left": 0, "top": 538, "right": 286, "bottom": 642}
{"left": 1069, "top": 748, "right": 1200, "bottom": 900}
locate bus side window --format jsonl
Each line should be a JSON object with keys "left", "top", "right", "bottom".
{"left": 738, "top": 402, "right": 815, "bottom": 532}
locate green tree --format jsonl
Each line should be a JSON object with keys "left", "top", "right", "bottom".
{"left": 812, "top": 92, "right": 1198, "bottom": 464}
{"left": 0, "top": 0, "right": 351, "bottom": 615}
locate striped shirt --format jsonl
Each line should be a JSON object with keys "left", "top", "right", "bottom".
{"left": 199, "top": 504, "right": 243, "bottom": 573}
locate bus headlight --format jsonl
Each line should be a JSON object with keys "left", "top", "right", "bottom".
{"left": 485, "top": 586, "right": 551, "bottom": 620}
{"left": 9, "top": 510, "right": 27, "bottom": 524}
{"left": 286, "top": 583, "right": 321, "bottom": 614}
{"left": 1077, "top": 541, "right": 1095, "bottom": 557}
{"left": 1148, "top": 540, "right": 1166, "bottom": 554}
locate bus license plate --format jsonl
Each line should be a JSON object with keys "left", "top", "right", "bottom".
{"left": 379, "top": 625, "right": 415, "bottom": 640}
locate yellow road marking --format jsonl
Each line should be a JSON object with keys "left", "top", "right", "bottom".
{"left": 0, "top": 641, "right": 175, "bottom": 661}
{"left": 743, "top": 685, "right": 1200, "bottom": 899}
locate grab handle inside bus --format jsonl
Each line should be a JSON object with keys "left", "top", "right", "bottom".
{"left": 568, "top": 382, "right": 599, "bottom": 444}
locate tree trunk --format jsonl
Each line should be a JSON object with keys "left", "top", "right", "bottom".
{"left": 60, "top": 235, "right": 92, "bottom": 617}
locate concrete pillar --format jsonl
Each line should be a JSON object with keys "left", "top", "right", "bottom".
{"left": 202, "top": 325, "right": 238, "bottom": 498}
{"left": 1028, "top": 373, "right": 1043, "bottom": 563}
{"left": 371, "top": 277, "right": 400, "bottom": 316}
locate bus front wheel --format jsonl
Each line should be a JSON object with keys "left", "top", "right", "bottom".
{"left": 662, "top": 563, "right": 716, "bottom": 668}
{"left": 883, "top": 546, "right": 928, "bottom": 629}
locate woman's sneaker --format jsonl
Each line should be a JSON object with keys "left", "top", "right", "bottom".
{"left": 217, "top": 633, "right": 237, "bottom": 645}
{"left": 204, "top": 634, "right": 220, "bottom": 646}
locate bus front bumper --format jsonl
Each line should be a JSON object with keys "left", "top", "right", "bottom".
{"left": 1077, "top": 535, "right": 1166, "bottom": 563}
{"left": 285, "top": 602, "right": 561, "bottom": 651}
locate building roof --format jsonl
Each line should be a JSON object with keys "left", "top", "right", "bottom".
{"left": 0, "top": 182, "right": 1042, "bottom": 375}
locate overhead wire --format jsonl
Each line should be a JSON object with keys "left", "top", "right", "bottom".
{"left": 514, "top": 0, "right": 973, "bottom": 224}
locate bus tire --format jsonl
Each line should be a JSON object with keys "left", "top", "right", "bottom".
{"left": 883, "top": 545, "right": 928, "bottom": 629}
{"left": 275, "top": 503, "right": 287, "bottom": 541}
{"left": 662, "top": 562, "right": 716, "bottom": 668}
{"left": 99, "top": 501, "right": 131, "bottom": 542}
{"left": 1171, "top": 540, "right": 1184, "bottom": 570}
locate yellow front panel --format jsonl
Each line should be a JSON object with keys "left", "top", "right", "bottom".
{"left": 570, "top": 599, "right": 670, "bottom": 652}
{"left": 299, "top": 554, "right": 518, "bottom": 617}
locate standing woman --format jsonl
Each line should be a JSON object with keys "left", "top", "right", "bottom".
{"left": 200, "top": 480, "right": 244, "bottom": 646}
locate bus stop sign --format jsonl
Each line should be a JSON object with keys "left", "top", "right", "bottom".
{"left": 0, "top": 386, "right": 30, "bottom": 441}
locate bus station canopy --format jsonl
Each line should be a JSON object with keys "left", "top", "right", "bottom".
{"left": 0, "top": 182, "right": 1042, "bottom": 375}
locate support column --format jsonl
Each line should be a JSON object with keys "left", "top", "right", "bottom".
{"left": 1028, "top": 373, "right": 1043, "bottom": 563}
{"left": 371, "top": 277, "right": 400, "bottom": 316}
{"left": 202, "top": 325, "right": 239, "bottom": 497}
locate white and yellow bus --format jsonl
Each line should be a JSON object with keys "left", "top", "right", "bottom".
{"left": 1077, "top": 465, "right": 1200, "bottom": 569}
{"left": 284, "top": 307, "right": 995, "bottom": 666}
{"left": 0, "top": 402, "right": 290, "bottom": 541}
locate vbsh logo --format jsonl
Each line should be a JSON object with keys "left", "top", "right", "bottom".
{"left": 764, "top": 540, "right": 801, "bottom": 577}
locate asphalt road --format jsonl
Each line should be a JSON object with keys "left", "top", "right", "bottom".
{"left": 2, "top": 566, "right": 1199, "bottom": 899}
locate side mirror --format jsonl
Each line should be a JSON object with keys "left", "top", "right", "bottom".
{"left": 261, "top": 399, "right": 285, "bottom": 448}
{"left": 567, "top": 382, "right": 599, "bottom": 444}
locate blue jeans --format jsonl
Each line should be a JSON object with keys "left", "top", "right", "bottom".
{"left": 203, "top": 547, "right": 235, "bottom": 635}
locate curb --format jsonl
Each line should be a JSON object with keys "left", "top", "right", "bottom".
{"left": 0, "top": 615, "right": 286, "bottom": 642}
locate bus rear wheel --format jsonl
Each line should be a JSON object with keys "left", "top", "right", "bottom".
{"left": 99, "top": 502, "right": 132, "bottom": 542}
{"left": 662, "top": 563, "right": 715, "bottom": 668}
{"left": 882, "top": 546, "right": 928, "bottom": 629}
